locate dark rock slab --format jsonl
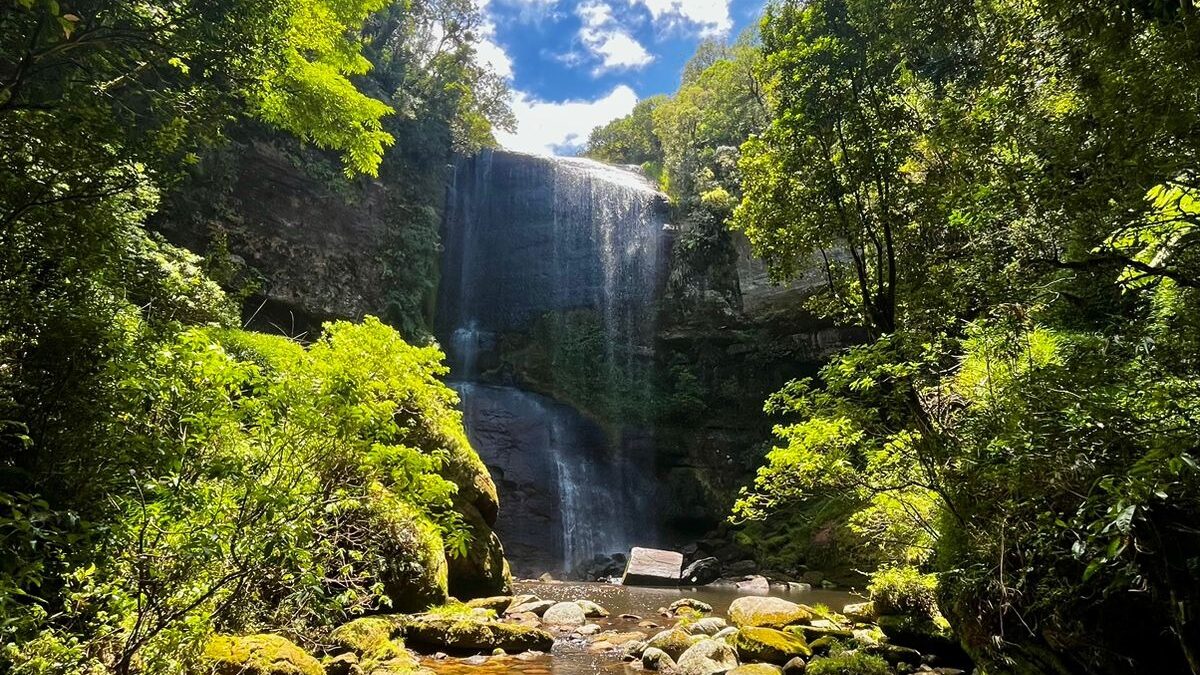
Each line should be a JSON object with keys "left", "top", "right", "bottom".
{"left": 680, "top": 557, "right": 721, "bottom": 586}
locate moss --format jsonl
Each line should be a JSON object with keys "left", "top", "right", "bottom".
{"left": 735, "top": 627, "right": 812, "bottom": 664}
{"left": 330, "top": 617, "right": 401, "bottom": 658}
{"left": 365, "top": 484, "right": 449, "bottom": 612}
{"left": 404, "top": 617, "right": 554, "bottom": 653}
{"left": 645, "top": 629, "right": 700, "bottom": 659}
{"left": 805, "top": 651, "right": 890, "bottom": 675}
{"left": 204, "top": 634, "right": 324, "bottom": 675}
{"left": 728, "top": 597, "right": 814, "bottom": 629}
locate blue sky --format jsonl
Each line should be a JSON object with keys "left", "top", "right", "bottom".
{"left": 476, "top": 0, "right": 767, "bottom": 155}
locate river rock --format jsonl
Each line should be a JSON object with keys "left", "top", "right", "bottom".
{"left": 405, "top": 617, "right": 554, "bottom": 653}
{"left": 713, "top": 627, "right": 739, "bottom": 643}
{"left": 203, "top": 634, "right": 323, "bottom": 675}
{"left": 671, "top": 598, "right": 714, "bottom": 613}
{"left": 466, "top": 596, "right": 514, "bottom": 614}
{"left": 643, "top": 647, "right": 679, "bottom": 671}
{"left": 576, "top": 623, "right": 602, "bottom": 636}
{"left": 542, "top": 601, "right": 586, "bottom": 627}
{"left": 842, "top": 601, "right": 877, "bottom": 623}
{"left": 622, "top": 547, "right": 683, "bottom": 586}
{"left": 676, "top": 639, "right": 739, "bottom": 675}
{"left": 507, "top": 599, "right": 555, "bottom": 616}
{"left": 729, "top": 597, "right": 814, "bottom": 629}
{"left": 576, "top": 600, "right": 610, "bottom": 617}
{"left": 687, "top": 617, "right": 729, "bottom": 636}
{"left": 734, "top": 627, "right": 812, "bottom": 664}
{"left": 735, "top": 576, "right": 771, "bottom": 594}
{"left": 680, "top": 557, "right": 722, "bottom": 586}
{"left": 647, "top": 628, "right": 701, "bottom": 659}
{"left": 729, "top": 665, "right": 783, "bottom": 675}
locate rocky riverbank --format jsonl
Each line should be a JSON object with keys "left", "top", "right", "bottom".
{"left": 201, "top": 582, "right": 970, "bottom": 675}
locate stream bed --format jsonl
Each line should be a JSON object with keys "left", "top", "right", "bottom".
{"left": 421, "top": 581, "right": 857, "bottom": 675}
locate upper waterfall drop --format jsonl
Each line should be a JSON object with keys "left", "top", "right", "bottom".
{"left": 437, "top": 149, "right": 671, "bottom": 576}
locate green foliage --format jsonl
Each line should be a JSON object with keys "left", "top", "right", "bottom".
{"left": 732, "top": 0, "right": 1200, "bottom": 670}
{"left": 866, "top": 567, "right": 938, "bottom": 619}
{"left": 806, "top": 649, "right": 891, "bottom": 675}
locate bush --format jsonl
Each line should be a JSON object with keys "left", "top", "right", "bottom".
{"left": 867, "top": 566, "right": 939, "bottom": 618}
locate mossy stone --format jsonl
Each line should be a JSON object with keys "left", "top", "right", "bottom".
{"left": 330, "top": 617, "right": 400, "bottom": 658}
{"left": 404, "top": 617, "right": 554, "bottom": 653}
{"left": 735, "top": 627, "right": 812, "bottom": 665}
{"left": 204, "top": 634, "right": 323, "bottom": 675}
{"left": 729, "top": 597, "right": 814, "bottom": 629}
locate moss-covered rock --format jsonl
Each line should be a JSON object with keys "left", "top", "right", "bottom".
{"left": 876, "top": 614, "right": 960, "bottom": 657}
{"left": 363, "top": 485, "right": 449, "bottom": 612}
{"left": 671, "top": 598, "right": 714, "bottom": 614}
{"left": 646, "top": 628, "right": 703, "bottom": 659}
{"left": 204, "top": 634, "right": 323, "bottom": 675}
{"left": 735, "top": 627, "right": 812, "bottom": 665}
{"left": 465, "top": 596, "right": 514, "bottom": 613}
{"left": 329, "top": 618, "right": 401, "bottom": 658}
{"left": 642, "top": 647, "right": 678, "bottom": 671}
{"left": 575, "top": 600, "right": 610, "bottom": 617}
{"left": 403, "top": 617, "right": 554, "bottom": 653}
{"left": 446, "top": 502, "right": 513, "bottom": 599}
{"left": 728, "top": 597, "right": 813, "bottom": 629}
{"left": 729, "top": 664, "right": 784, "bottom": 675}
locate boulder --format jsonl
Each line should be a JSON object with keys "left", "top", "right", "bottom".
{"left": 576, "top": 624, "right": 602, "bottom": 636}
{"left": 680, "top": 557, "right": 722, "bottom": 586}
{"left": 622, "top": 547, "right": 684, "bottom": 586}
{"left": 647, "top": 628, "right": 701, "bottom": 659}
{"left": 729, "top": 665, "right": 783, "bottom": 675}
{"left": 576, "top": 600, "right": 610, "bottom": 617}
{"left": 204, "top": 634, "right": 323, "bottom": 675}
{"left": 671, "top": 598, "right": 714, "bottom": 614}
{"left": 841, "top": 601, "right": 876, "bottom": 623}
{"left": 542, "top": 601, "right": 587, "bottom": 627}
{"left": 728, "top": 597, "right": 814, "bottom": 629}
{"left": 735, "top": 576, "right": 771, "bottom": 594}
{"left": 734, "top": 627, "right": 812, "bottom": 665}
{"left": 361, "top": 485, "right": 449, "bottom": 612}
{"left": 404, "top": 617, "right": 554, "bottom": 653}
{"left": 328, "top": 617, "right": 401, "bottom": 658}
{"left": 687, "top": 617, "right": 729, "bottom": 637}
{"left": 676, "top": 639, "right": 740, "bottom": 675}
{"left": 505, "top": 594, "right": 538, "bottom": 610}
{"left": 323, "top": 652, "right": 360, "bottom": 675}
{"left": 784, "top": 625, "right": 853, "bottom": 643}
{"left": 465, "top": 596, "right": 514, "bottom": 614}
{"left": 713, "top": 627, "right": 739, "bottom": 643}
{"left": 643, "top": 647, "right": 679, "bottom": 671}
{"left": 506, "top": 600, "right": 555, "bottom": 616}
{"left": 447, "top": 502, "right": 513, "bottom": 598}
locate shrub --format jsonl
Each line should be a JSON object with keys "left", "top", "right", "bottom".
{"left": 867, "top": 566, "right": 938, "bottom": 618}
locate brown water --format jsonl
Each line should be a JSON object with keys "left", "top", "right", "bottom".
{"left": 421, "top": 581, "right": 858, "bottom": 675}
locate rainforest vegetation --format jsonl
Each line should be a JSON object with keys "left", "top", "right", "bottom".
{"left": 588, "top": 0, "right": 1200, "bottom": 672}
{"left": 2, "top": 0, "right": 1199, "bottom": 673}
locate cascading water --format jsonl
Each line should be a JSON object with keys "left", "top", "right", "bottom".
{"left": 438, "top": 149, "right": 669, "bottom": 576}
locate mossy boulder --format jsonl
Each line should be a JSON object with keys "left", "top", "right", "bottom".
{"left": 642, "top": 647, "right": 678, "bottom": 671}
{"left": 784, "top": 625, "right": 853, "bottom": 643}
{"left": 466, "top": 596, "right": 514, "bottom": 613}
{"left": 729, "top": 665, "right": 784, "bottom": 675}
{"left": 805, "top": 651, "right": 890, "bottom": 675}
{"left": 876, "top": 614, "right": 963, "bottom": 658}
{"left": 362, "top": 484, "right": 449, "bottom": 613}
{"left": 576, "top": 600, "right": 610, "bottom": 617}
{"left": 404, "top": 617, "right": 553, "bottom": 653}
{"left": 446, "top": 502, "right": 513, "bottom": 599}
{"left": 687, "top": 617, "right": 729, "bottom": 636}
{"left": 728, "top": 597, "right": 813, "bottom": 629}
{"left": 329, "top": 617, "right": 402, "bottom": 658}
{"left": 735, "top": 627, "right": 812, "bottom": 665}
{"left": 647, "top": 628, "right": 703, "bottom": 659}
{"left": 204, "top": 634, "right": 323, "bottom": 675}
{"left": 671, "top": 598, "right": 714, "bottom": 613}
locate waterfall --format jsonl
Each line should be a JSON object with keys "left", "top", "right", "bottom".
{"left": 438, "top": 149, "right": 669, "bottom": 576}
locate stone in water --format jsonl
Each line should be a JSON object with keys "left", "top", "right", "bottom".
{"left": 621, "top": 547, "right": 683, "bottom": 586}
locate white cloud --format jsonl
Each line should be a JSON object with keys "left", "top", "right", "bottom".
{"left": 577, "top": 1, "right": 653, "bottom": 74}
{"left": 630, "top": 0, "right": 732, "bottom": 36}
{"left": 496, "top": 85, "right": 640, "bottom": 155}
